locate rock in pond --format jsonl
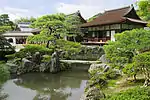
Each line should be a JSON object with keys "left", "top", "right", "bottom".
{"left": 22, "top": 58, "right": 34, "bottom": 69}
{"left": 89, "top": 63, "right": 109, "bottom": 74}
{"left": 50, "top": 51, "right": 60, "bottom": 73}
{"left": 99, "top": 54, "right": 109, "bottom": 63}
{"left": 32, "top": 52, "right": 42, "bottom": 65}
{"left": 6, "top": 63, "right": 18, "bottom": 74}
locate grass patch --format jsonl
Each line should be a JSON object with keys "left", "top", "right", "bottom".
{"left": 103, "top": 74, "right": 146, "bottom": 96}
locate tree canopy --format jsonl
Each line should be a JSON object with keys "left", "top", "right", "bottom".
{"left": 14, "top": 17, "right": 36, "bottom": 24}
{"left": 28, "top": 13, "right": 67, "bottom": 43}
{"left": 28, "top": 12, "right": 86, "bottom": 43}
{"left": 137, "top": 0, "right": 150, "bottom": 27}
{"left": 0, "top": 14, "right": 15, "bottom": 34}
{"left": 0, "top": 14, "right": 15, "bottom": 57}
{"left": 104, "top": 29, "right": 150, "bottom": 85}
{"left": 104, "top": 29, "right": 150, "bottom": 67}
{"left": 137, "top": 0, "right": 150, "bottom": 21}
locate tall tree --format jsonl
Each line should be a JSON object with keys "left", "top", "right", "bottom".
{"left": 65, "top": 11, "right": 86, "bottom": 42}
{"left": 0, "top": 14, "right": 15, "bottom": 33}
{"left": 137, "top": 0, "right": 150, "bottom": 27}
{"left": 104, "top": 29, "right": 150, "bottom": 80}
{"left": 0, "top": 14, "right": 15, "bottom": 58}
{"left": 137, "top": 0, "right": 150, "bottom": 21}
{"left": 15, "top": 17, "right": 36, "bottom": 23}
{"left": 27, "top": 13, "right": 67, "bottom": 47}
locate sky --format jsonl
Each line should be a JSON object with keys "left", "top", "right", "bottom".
{"left": 0, "top": 0, "right": 138, "bottom": 20}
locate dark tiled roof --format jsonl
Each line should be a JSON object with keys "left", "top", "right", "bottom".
{"left": 81, "top": 6, "right": 147, "bottom": 27}
{"left": 67, "top": 11, "right": 87, "bottom": 23}
{"left": 31, "top": 29, "right": 41, "bottom": 33}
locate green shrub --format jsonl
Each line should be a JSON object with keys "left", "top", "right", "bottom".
{"left": 0, "top": 63, "right": 10, "bottom": 84}
{"left": 15, "top": 45, "right": 53, "bottom": 58}
{"left": 42, "top": 55, "right": 51, "bottom": 62}
{"left": 104, "top": 69, "right": 120, "bottom": 79}
{"left": 5, "top": 54, "right": 15, "bottom": 60}
{"left": 105, "top": 87, "right": 150, "bottom": 100}
{"left": 55, "top": 39, "right": 81, "bottom": 52}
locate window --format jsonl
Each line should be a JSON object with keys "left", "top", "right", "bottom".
{"left": 8, "top": 38, "right": 13, "bottom": 43}
{"left": 106, "top": 31, "right": 110, "bottom": 37}
{"left": 92, "top": 32, "right": 95, "bottom": 37}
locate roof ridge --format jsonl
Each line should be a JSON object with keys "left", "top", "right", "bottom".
{"left": 105, "top": 6, "right": 130, "bottom": 12}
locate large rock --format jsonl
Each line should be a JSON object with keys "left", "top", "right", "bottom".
{"left": 32, "top": 52, "right": 41, "bottom": 65}
{"left": 17, "top": 58, "right": 35, "bottom": 75}
{"left": 88, "top": 64, "right": 109, "bottom": 74}
{"left": 80, "top": 87, "right": 105, "bottom": 100}
{"left": 6, "top": 63, "right": 18, "bottom": 74}
{"left": 99, "top": 54, "right": 109, "bottom": 63}
{"left": 50, "top": 51, "right": 60, "bottom": 73}
{"left": 22, "top": 58, "right": 34, "bottom": 69}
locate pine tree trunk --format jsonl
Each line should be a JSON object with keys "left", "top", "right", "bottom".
{"left": 143, "top": 68, "right": 150, "bottom": 87}
{"left": 133, "top": 74, "right": 137, "bottom": 82}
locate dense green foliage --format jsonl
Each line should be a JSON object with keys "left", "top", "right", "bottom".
{"left": 27, "top": 13, "right": 67, "bottom": 46}
{"left": 28, "top": 12, "right": 86, "bottom": 43}
{"left": 25, "top": 13, "right": 84, "bottom": 59}
{"left": 105, "top": 87, "right": 150, "bottom": 100}
{"left": 137, "top": 0, "right": 150, "bottom": 27}
{"left": 55, "top": 39, "right": 81, "bottom": 52}
{"left": 0, "top": 62, "right": 10, "bottom": 84}
{"left": 137, "top": 0, "right": 150, "bottom": 21}
{"left": 131, "top": 52, "right": 150, "bottom": 86}
{"left": 104, "top": 29, "right": 150, "bottom": 67}
{"left": 0, "top": 14, "right": 15, "bottom": 58}
{"left": 104, "top": 29, "right": 150, "bottom": 84}
{"left": 0, "top": 37, "right": 15, "bottom": 58}
{"left": 15, "top": 45, "right": 53, "bottom": 58}
{"left": 14, "top": 39, "right": 81, "bottom": 60}
{"left": 65, "top": 12, "right": 86, "bottom": 41}
{"left": 30, "top": 13, "right": 67, "bottom": 38}
{"left": 14, "top": 17, "right": 36, "bottom": 23}
{"left": 0, "top": 14, "right": 15, "bottom": 33}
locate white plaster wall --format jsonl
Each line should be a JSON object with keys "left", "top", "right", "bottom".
{"left": 111, "top": 30, "right": 115, "bottom": 41}
{"left": 5, "top": 37, "right": 16, "bottom": 46}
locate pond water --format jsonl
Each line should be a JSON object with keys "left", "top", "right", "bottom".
{"left": 2, "top": 70, "right": 89, "bottom": 100}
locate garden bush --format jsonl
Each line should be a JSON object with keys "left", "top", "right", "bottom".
{"left": 0, "top": 62, "right": 10, "bottom": 84}
{"left": 5, "top": 54, "right": 15, "bottom": 60}
{"left": 15, "top": 44, "right": 53, "bottom": 58}
{"left": 42, "top": 55, "right": 51, "bottom": 62}
{"left": 105, "top": 87, "right": 150, "bottom": 100}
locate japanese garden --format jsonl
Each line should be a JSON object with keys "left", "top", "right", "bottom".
{"left": 0, "top": 0, "right": 150, "bottom": 100}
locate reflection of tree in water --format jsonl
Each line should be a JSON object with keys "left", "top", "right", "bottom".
{"left": 14, "top": 71, "right": 88, "bottom": 100}
{"left": 33, "top": 90, "right": 72, "bottom": 100}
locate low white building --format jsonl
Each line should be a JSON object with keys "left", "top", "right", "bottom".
{"left": 2, "top": 22, "right": 39, "bottom": 51}
{"left": 3, "top": 31, "right": 34, "bottom": 51}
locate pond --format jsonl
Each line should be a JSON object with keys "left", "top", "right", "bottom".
{"left": 1, "top": 70, "right": 89, "bottom": 100}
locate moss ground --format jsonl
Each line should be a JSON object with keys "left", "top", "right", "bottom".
{"left": 102, "top": 74, "right": 145, "bottom": 96}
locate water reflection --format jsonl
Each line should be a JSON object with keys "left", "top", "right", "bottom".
{"left": 2, "top": 70, "right": 89, "bottom": 100}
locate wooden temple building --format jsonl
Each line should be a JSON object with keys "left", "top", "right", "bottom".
{"left": 81, "top": 5, "right": 147, "bottom": 45}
